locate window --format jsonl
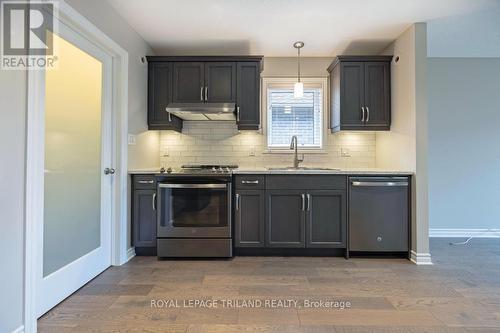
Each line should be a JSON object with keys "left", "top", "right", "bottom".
{"left": 266, "top": 85, "right": 323, "bottom": 149}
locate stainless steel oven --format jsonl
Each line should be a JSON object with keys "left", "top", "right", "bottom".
{"left": 156, "top": 177, "right": 232, "bottom": 257}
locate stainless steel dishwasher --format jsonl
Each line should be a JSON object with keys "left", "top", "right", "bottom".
{"left": 349, "top": 177, "right": 409, "bottom": 253}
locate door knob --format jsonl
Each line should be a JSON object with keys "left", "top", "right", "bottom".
{"left": 104, "top": 167, "right": 115, "bottom": 175}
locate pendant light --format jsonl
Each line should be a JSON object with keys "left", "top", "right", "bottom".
{"left": 293, "top": 41, "right": 304, "bottom": 98}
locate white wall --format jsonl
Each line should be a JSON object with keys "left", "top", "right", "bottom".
{"left": 428, "top": 58, "right": 500, "bottom": 230}
{"left": 66, "top": 0, "right": 159, "bottom": 170}
{"left": 375, "top": 23, "right": 430, "bottom": 258}
{"left": 0, "top": 69, "right": 26, "bottom": 333}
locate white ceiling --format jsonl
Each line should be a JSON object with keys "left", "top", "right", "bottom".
{"left": 107, "top": 0, "right": 496, "bottom": 56}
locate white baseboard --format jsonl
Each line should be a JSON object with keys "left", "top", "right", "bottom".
{"left": 126, "top": 247, "right": 136, "bottom": 263}
{"left": 430, "top": 228, "right": 500, "bottom": 238}
{"left": 12, "top": 325, "right": 24, "bottom": 333}
{"left": 410, "top": 250, "right": 433, "bottom": 265}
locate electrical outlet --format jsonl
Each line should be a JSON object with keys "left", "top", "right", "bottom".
{"left": 128, "top": 134, "right": 136, "bottom": 145}
{"left": 341, "top": 147, "right": 351, "bottom": 157}
{"left": 249, "top": 146, "right": 255, "bottom": 156}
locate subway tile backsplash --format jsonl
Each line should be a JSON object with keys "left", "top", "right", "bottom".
{"left": 160, "top": 121, "right": 376, "bottom": 169}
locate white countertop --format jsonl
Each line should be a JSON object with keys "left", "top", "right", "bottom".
{"left": 128, "top": 169, "right": 160, "bottom": 175}
{"left": 129, "top": 168, "right": 413, "bottom": 176}
{"left": 233, "top": 167, "right": 412, "bottom": 175}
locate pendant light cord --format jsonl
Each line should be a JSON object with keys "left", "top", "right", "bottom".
{"left": 297, "top": 47, "right": 301, "bottom": 83}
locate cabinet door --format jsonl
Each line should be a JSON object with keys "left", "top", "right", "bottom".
{"left": 306, "top": 190, "right": 346, "bottom": 248}
{"left": 172, "top": 62, "right": 205, "bottom": 103}
{"left": 235, "top": 190, "right": 265, "bottom": 247}
{"left": 364, "top": 62, "right": 391, "bottom": 129}
{"left": 236, "top": 62, "right": 260, "bottom": 130}
{"left": 133, "top": 189, "right": 157, "bottom": 248}
{"left": 147, "top": 62, "right": 182, "bottom": 131}
{"left": 205, "top": 62, "right": 236, "bottom": 103}
{"left": 340, "top": 62, "right": 365, "bottom": 128}
{"left": 266, "top": 190, "right": 305, "bottom": 248}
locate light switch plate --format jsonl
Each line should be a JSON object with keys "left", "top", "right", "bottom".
{"left": 249, "top": 146, "right": 255, "bottom": 156}
{"left": 128, "top": 134, "right": 136, "bottom": 145}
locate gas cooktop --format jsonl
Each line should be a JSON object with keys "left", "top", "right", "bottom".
{"left": 160, "top": 164, "right": 238, "bottom": 176}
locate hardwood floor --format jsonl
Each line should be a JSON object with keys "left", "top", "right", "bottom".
{"left": 38, "top": 238, "right": 500, "bottom": 332}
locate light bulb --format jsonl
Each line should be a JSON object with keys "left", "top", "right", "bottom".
{"left": 294, "top": 82, "right": 303, "bottom": 98}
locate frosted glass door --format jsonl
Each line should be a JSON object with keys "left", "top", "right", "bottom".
{"left": 37, "top": 20, "right": 113, "bottom": 318}
{"left": 43, "top": 33, "right": 104, "bottom": 276}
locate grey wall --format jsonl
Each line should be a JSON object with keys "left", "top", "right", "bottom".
{"left": 427, "top": 4, "right": 500, "bottom": 58}
{"left": 0, "top": 70, "right": 26, "bottom": 333}
{"left": 64, "top": 0, "right": 156, "bottom": 250}
{"left": 65, "top": 0, "right": 159, "bottom": 172}
{"left": 428, "top": 58, "right": 500, "bottom": 230}
{"left": 0, "top": 2, "right": 156, "bottom": 330}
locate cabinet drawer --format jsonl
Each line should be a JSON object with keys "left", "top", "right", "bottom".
{"left": 133, "top": 175, "right": 156, "bottom": 189}
{"left": 234, "top": 175, "right": 265, "bottom": 190}
{"left": 266, "top": 175, "right": 346, "bottom": 190}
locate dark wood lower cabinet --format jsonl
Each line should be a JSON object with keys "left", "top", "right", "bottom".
{"left": 266, "top": 190, "right": 306, "bottom": 248}
{"left": 306, "top": 190, "right": 346, "bottom": 248}
{"left": 132, "top": 189, "right": 157, "bottom": 250}
{"left": 234, "top": 190, "right": 265, "bottom": 247}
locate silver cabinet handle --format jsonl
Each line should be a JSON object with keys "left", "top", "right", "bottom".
{"left": 137, "top": 180, "right": 154, "bottom": 184}
{"left": 200, "top": 86, "right": 204, "bottom": 101}
{"left": 366, "top": 106, "right": 370, "bottom": 122}
{"left": 307, "top": 194, "right": 311, "bottom": 211}
{"left": 351, "top": 181, "right": 408, "bottom": 187}
{"left": 152, "top": 192, "right": 156, "bottom": 211}
{"left": 205, "top": 86, "right": 208, "bottom": 101}
{"left": 241, "top": 180, "right": 258, "bottom": 184}
{"left": 361, "top": 107, "right": 365, "bottom": 123}
{"left": 104, "top": 167, "right": 115, "bottom": 175}
{"left": 301, "top": 194, "right": 306, "bottom": 211}
{"left": 165, "top": 107, "right": 172, "bottom": 122}
{"left": 236, "top": 106, "right": 240, "bottom": 122}
{"left": 235, "top": 193, "right": 240, "bottom": 211}
{"left": 159, "top": 183, "right": 227, "bottom": 189}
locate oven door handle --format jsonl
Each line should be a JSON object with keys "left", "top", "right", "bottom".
{"left": 158, "top": 183, "right": 227, "bottom": 189}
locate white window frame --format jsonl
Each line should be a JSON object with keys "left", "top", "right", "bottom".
{"left": 261, "top": 77, "right": 329, "bottom": 153}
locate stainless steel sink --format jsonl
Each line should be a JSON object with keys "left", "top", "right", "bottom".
{"left": 267, "top": 167, "right": 341, "bottom": 171}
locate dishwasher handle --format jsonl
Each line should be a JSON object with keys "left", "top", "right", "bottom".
{"left": 351, "top": 181, "right": 408, "bottom": 187}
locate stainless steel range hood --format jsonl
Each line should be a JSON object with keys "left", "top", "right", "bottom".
{"left": 166, "top": 103, "right": 236, "bottom": 121}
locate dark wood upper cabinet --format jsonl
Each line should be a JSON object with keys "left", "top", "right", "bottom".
{"left": 172, "top": 62, "right": 205, "bottom": 103}
{"left": 147, "top": 56, "right": 262, "bottom": 131}
{"left": 364, "top": 62, "right": 391, "bottom": 128}
{"left": 205, "top": 62, "right": 236, "bottom": 103}
{"left": 147, "top": 62, "right": 182, "bottom": 132}
{"left": 236, "top": 62, "right": 260, "bottom": 130}
{"left": 328, "top": 56, "right": 392, "bottom": 132}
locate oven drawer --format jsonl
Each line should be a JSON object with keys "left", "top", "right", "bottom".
{"left": 157, "top": 238, "right": 232, "bottom": 257}
{"left": 235, "top": 175, "right": 265, "bottom": 190}
{"left": 133, "top": 175, "right": 156, "bottom": 189}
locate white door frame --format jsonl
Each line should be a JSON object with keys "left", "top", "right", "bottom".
{"left": 24, "top": 1, "right": 129, "bottom": 332}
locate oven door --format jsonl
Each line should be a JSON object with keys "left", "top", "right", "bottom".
{"left": 157, "top": 183, "right": 231, "bottom": 238}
